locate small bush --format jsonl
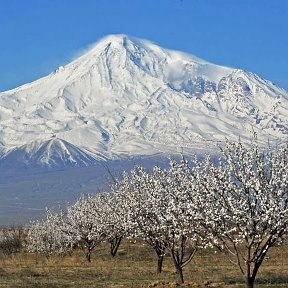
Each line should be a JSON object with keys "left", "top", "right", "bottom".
{"left": 0, "top": 228, "right": 23, "bottom": 256}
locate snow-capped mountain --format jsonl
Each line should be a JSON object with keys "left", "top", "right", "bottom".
{"left": 0, "top": 34, "right": 288, "bottom": 168}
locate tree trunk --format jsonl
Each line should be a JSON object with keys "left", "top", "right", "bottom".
{"left": 157, "top": 254, "right": 164, "bottom": 274}
{"left": 110, "top": 237, "right": 122, "bottom": 257}
{"left": 85, "top": 243, "right": 94, "bottom": 262}
{"left": 171, "top": 250, "right": 185, "bottom": 284}
{"left": 175, "top": 264, "right": 184, "bottom": 284}
{"left": 246, "top": 276, "right": 255, "bottom": 288}
{"left": 153, "top": 244, "right": 165, "bottom": 274}
{"left": 86, "top": 249, "right": 92, "bottom": 262}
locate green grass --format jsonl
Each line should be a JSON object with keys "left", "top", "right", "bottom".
{"left": 0, "top": 241, "right": 287, "bottom": 287}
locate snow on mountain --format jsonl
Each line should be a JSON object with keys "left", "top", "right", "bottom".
{"left": 0, "top": 34, "right": 288, "bottom": 168}
{"left": 0, "top": 138, "right": 101, "bottom": 169}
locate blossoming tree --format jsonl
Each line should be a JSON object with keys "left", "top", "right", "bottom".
{"left": 193, "top": 139, "right": 288, "bottom": 288}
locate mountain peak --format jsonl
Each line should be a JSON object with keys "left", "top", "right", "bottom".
{"left": 95, "top": 34, "right": 132, "bottom": 45}
{"left": 76, "top": 34, "right": 147, "bottom": 58}
{"left": 72, "top": 34, "right": 209, "bottom": 70}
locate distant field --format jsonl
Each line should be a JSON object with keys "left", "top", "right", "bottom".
{"left": 0, "top": 240, "right": 287, "bottom": 288}
{"left": 0, "top": 157, "right": 169, "bottom": 226}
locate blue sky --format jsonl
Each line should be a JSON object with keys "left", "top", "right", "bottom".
{"left": 0, "top": 0, "right": 287, "bottom": 91}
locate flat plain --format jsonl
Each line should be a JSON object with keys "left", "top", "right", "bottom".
{"left": 0, "top": 240, "right": 287, "bottom": 287}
